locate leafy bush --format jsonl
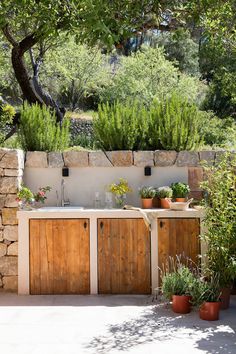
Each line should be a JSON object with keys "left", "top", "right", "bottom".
{"left": 139, "top": 186, "right": 156, "bottom": 199}
{"left": 71, "top": 132, "right": 95, "bottom": 150}
{"left": 18, "top": 103, "right": 70, "bottom": 151}
{"left": 171, "top": 182, "right": 190, "bottom": 199}
{"left": 190, "top": 275, "right": 221, "bottom": 307}
{"left": 0, "top": 102, "right": 15, "bottom": 144}
{"left": 94, "top": 100, "right": 149, "bottom": 150}
{"left": 149, "top": 94, "right": 203, "bottom": 151}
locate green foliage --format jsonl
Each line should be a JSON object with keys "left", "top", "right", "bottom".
{"left": 139, "top": 186, "right": 156, "bottom": 199}
{"left": 171, "top": 182, "right": 190, "bottom": 199}
{"left": 149, "top": 94, "right": 203, "bottom": 151}
{"left": 98, "top": 47, "right": 205, "bottom": 107}
{"left": 190, "top": 275, "right": 221, "bottom": 307}
{"left": 94, "top": 100, "right": 149, "bottom": 150}
{"left": 71, "top": 133, "right": 95, "bottom": 150}
{"left": 0, "top": 101, "right": 15, "bottom": 144}
{"left": 108, "top": 178, "right": 132, "bottom": 196}
{"left": 156, "top": 186, "right": 173, "bottom": 199}
{"left": 200, "top": 154, "right": 236, "bottom": 287}
{"left": 161, "top": 265, "right": 197, "bottom": 299}
{"left": 18, "top": 103, "right": 70, "bottom": 151}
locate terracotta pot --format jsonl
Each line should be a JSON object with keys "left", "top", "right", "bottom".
{"left": 172, "top": 295, "right": 192, "bottom": 314}
{"left": 220, "top": 287, "right": 231, "bottom": 310}
{"left": 160, "top": 198, "right": 170, "bottom": 209}
{"left": 199, "top": 302, "right": 220, "bottom": 321}
{"left": 175, "top": 198, "right": 186, "bottom": 202}
{"left": 141, "top": 198, "right": 153, "bottom": 209}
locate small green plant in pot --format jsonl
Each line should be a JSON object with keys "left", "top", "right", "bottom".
{"left": 108, "top": 178, "right": 132, "bottom": 208}
{"left": 161, "top": 261, "right": 197, "bottom": 314}
{"left": 171, "top": 182, "right": 190, "bottom": 202}
{"left": 190, "top": 275, "right": 221, "bottom": 321}
{"left": 156, "top": 186, "right": 173, "bottom": 209}
{"left": 17, "top": 185, "right": 52, "bottom": 210}
{"left": 139, "top": 186, "right": 155, "bottom": 209}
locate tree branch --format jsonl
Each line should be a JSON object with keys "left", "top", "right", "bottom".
{"left": 2, "top": 24, "right": 18, "bottom": 46}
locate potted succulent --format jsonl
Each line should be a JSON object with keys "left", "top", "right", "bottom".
{"left": 108, "top": 178, "right": 132, "bottom": 208}
{"left": 139, "top": 186, "right": 155, "bottom": 209}
{"left": 161, "top": 264, "right": 196, "bottom": 314}
{"left": 17, "top": 185, "right": 51, "bottom": 210}
{"left": 171, "top": 182, "right": 190, "bottom": 202}
{"left": 200, "top": 154, "right": 236, "bottom": 309}
{"left": 191, "top": 275, "right": 221, "bottom": 321}
{"left": 156, "top": 186, "right": 173, "bottom": 209}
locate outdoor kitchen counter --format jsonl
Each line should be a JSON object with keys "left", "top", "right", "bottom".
{"left": 17, "top": 208, "right": 203, "bottom": 295}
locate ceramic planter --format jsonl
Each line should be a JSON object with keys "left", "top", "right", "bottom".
{"left": 220, "top": 287, "right": 231, "bottom": 310}
{"left": 199, "top": 302, "right": 220, "bottom": 321}
{"left": 141, "top": 198, "right": 153, "bottom": 209}
{"left": 160, "top": 198, "right": 170, "bottom": 209}
{"left": 172, "top": 295, "right": 192, "bottom": 314}
{"left": 175, "top": 198, "right": 186, "bottom": 202}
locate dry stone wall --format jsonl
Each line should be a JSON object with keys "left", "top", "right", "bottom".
{"left": 0, "top": 148, "right": 232, "bottom": 292}
{"left": 0, "top": 149, "right": 24, "bottom": 292}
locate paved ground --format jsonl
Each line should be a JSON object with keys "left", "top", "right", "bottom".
{"left": 0, "top": 293, "right": 235, "bottom": 354}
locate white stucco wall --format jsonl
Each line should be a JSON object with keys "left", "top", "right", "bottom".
{"left": 23, "top": 166, "right": 188, "bottom": 207}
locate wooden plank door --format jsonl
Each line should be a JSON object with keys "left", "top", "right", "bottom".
{"left": 98, "top": 218, "right": 151, "bottom": 294}
{"left": 30, "top": 219, "right": 90, "bottom": 294}
{"left": 158, "top": 218, "right": 200, "bottom": 281}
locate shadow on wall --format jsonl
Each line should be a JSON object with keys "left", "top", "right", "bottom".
{"left": 84, "top": 300, "right": 236, "bottom": 354}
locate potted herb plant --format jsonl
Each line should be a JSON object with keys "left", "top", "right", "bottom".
{"left": 156, "top": 186, "right": 173, "bottom": 209}
{"left": 171, "top": 182, "right": 190, "bottom": 202}
{"left": 191, "top": 275, "right": 221, "bottom": 321}
{"left": 139, "top": 186, "right": 155, "bottom": 209}
{"left": 161, "top": 264, "right": 196, "bottom": 314}
{"left": 200, "top": 154, "right": 236, "bottom": 309}
{"left": 108, "top": 178, "right": 132, "bottom": 208}
{"left": 17, "top": 185, "right": 51, "bottom": 210}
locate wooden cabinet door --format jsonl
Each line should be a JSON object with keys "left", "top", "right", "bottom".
{"left": 30, "top": 219, "right": 90, "bottom": 294}
{"left": 158, "top": 218, "right": 200, "bottom": 279}
{"left": 98, "top": 218, "right": 151, "bottom": 294}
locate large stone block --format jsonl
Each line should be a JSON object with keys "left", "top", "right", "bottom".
{"left": 133, "top": 151, "right": 154, "bottom": 167}
{"left": 89, "top": 151, "right": 112, "bottom": 167}
{"left": 25, "top": 151, "right": 48, "bottom": 168}
{"left": 5, "top": 194, "right": 18, "bottom": 208}
{"left": 154, "top": 150, "right": 177, "bottom": 166}
{"left": 0, "top": 168, "right": 4, "bottom": 177}
{"left": 7, "top": 242, "right": 18, "bottom": 256}
{"left": 188, "top": 167, "right": 203, "bottom": 191}
{"left": 63, "top": 150, "right": 89, "bottom": 167}
{"left": 0, "top": 177, "right": 21, "bottom": 194}
{"left": 0, "top": 149, "right": 24, "bottom": 169}
{"left": 0, "top": 256, "right": 18, "bottom": 276}
{"left": 176, "top": 151, "right": 199, "bottom": 167}
{"left": 2, "top": 208, "right": 18, "bottom": 225}
{"left": 2, "top": 276, "right": 18, "bottom": 292}
{"left": 0, "top": 231, "right": 3, "bottom": 242}
{"left": 48, "top": 152, "right": 64, "bottom": 168}
{"left": 106, "top": 151, "right": 133, "bottom": 166}
{"left": 3, "top": 226, "right": 18, "bottom": 241}
{"left": 0, "top": 194, "right": 6, "bottom": 209}
{"left": 4, "top": 169, "right": 23, "bottom": 177}
{"left": 0, "top": 243, "right": 7, "bottom": 257}
{"left": 199, "top": 151, "right": 216, "bottom": 166}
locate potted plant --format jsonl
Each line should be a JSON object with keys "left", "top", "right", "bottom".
{"left": 161, "top": 264, "right": 196, "bottom": 314}
{"left": 191, "top": 275, "right": 221, "bottom": 321}
{"left": 17, "top": 185, "right": 51, "bottom": 209}
{"left": 171, "top": 182, "right": 190, "bottom": 202}
{"left": 156, "top": 186, "right": 173, "bottom": 209}
{"left": 108, "top": 178, "right": 132, "bottom": 208}
{"left": 139, "top": 186, "right": 155, "bottom": 209}
{"left": 200, "top": 154, "right": 236, "bottom": 309}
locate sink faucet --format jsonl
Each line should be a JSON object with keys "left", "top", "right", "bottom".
{"left": 61, "top": 179, "right": 70, "bottom": 207}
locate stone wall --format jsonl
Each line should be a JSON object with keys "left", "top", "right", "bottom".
{"left": 0, "top": 149, "right": 24, "bottom": 292}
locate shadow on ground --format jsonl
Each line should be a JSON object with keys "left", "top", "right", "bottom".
{"left": 84, "top": 297, "right": 236, "bottom": 354}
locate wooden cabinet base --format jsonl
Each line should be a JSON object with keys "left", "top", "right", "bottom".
{"left": 30, "top": 219, "right": 90, "bottom": 294}
{"left": 98, "top": 218, "right": 151, "bottom": 294}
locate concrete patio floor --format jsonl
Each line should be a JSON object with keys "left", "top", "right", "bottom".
{"left": 0, "top": 293, "right": 235, "bottom": 354}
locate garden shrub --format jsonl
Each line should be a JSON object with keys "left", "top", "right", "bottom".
{"left": 93, "top": 100, "right": 149, "bottom": 150}
{"left": 18, "top": 103, "right": 70, "bottom": 151}
{"left": 0, "top": 101, "right": 15, "bottom": 145}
